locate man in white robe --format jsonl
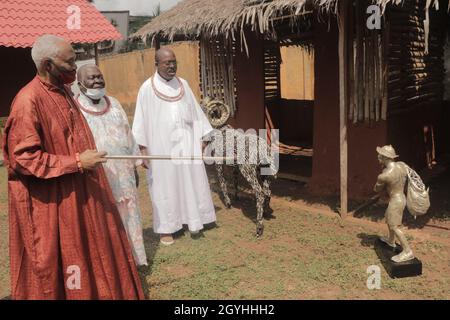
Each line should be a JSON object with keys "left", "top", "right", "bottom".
{"left": 132, "top": 48, "right": 216, "bottom": 245}
{"left": 76, "top": 64, "right": 148, "bottom": 266}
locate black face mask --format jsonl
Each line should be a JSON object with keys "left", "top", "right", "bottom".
{"left": 48, "top": 60, "right": 76, "bottom": 85}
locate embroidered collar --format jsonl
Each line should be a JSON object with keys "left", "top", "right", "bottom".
{"left": 77, "top": 93, "right": 111, "bottom": 116}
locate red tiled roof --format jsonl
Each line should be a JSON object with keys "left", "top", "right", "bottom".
{"left": 0, "top": 0, "right": 123, "bottom": 48}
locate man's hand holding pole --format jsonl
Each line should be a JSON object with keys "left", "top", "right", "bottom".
{"left": 79, "top": 149, "right": 107, "bottom": 171}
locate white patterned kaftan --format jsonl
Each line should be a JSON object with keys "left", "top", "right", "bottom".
{"left": 77, "top": 94, "right": 148, "bottom": 266}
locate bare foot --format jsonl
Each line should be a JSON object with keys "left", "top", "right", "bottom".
{"left": 160, "top": 234, "right": 174, "bottom": 246}
{"left": 391, "top": 250, "right": 414, "bottom": 263}
{"left": 379, "top": 236, "right": 396, "bottom": 248}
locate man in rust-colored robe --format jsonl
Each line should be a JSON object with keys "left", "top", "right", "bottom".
{"left": 2, "top": 35, "right": 145, "bottom": 300}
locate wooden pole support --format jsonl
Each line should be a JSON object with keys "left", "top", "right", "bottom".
{"left": 338, "top": 0, "right": 349, "bottom": 219}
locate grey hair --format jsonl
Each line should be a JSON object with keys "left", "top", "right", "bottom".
{"left": 31, "top": 34, "right": 66, "bottom": 69}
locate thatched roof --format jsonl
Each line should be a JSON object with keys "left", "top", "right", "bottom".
{"left": 133, "top": 0, "right": 320, "bottom": 41}
{"left": 132, "top": 0, "right": 449, "bottom": 42}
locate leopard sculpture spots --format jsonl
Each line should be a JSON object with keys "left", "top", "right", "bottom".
{"left": 201, "top": 98, "right": 277, "bottom": 236}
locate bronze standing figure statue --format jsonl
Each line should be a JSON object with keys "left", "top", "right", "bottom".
{"left": 374, "top": 145, "right": 430, "bottom": 263}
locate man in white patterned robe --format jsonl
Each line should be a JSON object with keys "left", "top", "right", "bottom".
{"left": 77, "top": 64, "right": 147, "bottom": 266}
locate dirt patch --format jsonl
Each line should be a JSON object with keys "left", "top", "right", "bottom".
{"left": 297, "top": 285, "right": 343, "bottom": 300}
{"left": 1, "top": 167, "right": 450, "bottom": 300}
{"left": 164, "top": 264, "right": 195, "bottom": 280}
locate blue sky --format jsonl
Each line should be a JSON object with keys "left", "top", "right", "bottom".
{"left": 93, "top": 0, "right": 181, "bottom": 16}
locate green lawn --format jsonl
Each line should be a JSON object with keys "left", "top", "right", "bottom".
{"left": 1, "top": 166, "right": 450, "bottom": 299}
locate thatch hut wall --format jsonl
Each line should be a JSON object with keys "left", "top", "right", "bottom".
{"left": 387, "top": 0, "right": 446, "bottom": 116}
{"left": 385, "top": 0, "right": 447, "bottom": 171}
{"left": 308, "top": 16, "right": 388, "bottom": 200}
{"left": 228, "top": 30, "right": 266, "bottom": 131}
{"left": 309, "top": 0, "right": 448, "bottom": 199}
{"left": 307, "top": 18, "right": 341, "bottom": 196}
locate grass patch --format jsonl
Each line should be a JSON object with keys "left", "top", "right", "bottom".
{"left": 0, "top": 166, "right": 450, "bottom": 299}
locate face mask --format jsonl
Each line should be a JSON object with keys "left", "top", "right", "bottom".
{"left": 82, "top": 86, "right": 106, "bottom": 100}
{"left": 49, "top": 60, "right": 76, "bottom": 85}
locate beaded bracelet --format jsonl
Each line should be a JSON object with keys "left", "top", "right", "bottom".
{"left": 75, "top": 152, "right": 84, "bottom": 173}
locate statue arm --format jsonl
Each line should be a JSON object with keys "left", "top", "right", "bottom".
{"left": 374, "top": 172, "right": 388, "bottom": 193}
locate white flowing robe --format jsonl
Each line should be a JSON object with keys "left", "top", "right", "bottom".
{"left": 132, "top": 72, "right": 216, "bottom": 234}
{"left": 77, "top": 94, "right": 148, "bottom": 266}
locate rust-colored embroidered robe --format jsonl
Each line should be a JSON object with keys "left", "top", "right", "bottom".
{"left": 2, "top": 76, "right": 145, "bottom": 300}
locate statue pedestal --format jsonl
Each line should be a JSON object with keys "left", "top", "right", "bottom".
{"left": 375, "top": 238, "right": 422, "bottom": 278}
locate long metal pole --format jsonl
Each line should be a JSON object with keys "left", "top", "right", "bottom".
{"left": 105, "top": 155, "right": 235, "bottom": 161}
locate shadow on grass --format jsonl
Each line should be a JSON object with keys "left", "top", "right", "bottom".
{"left": 190, "top": 222, "right": 218, "bottom": 241}
{"left": 357, "top": 233, "right": 380, "bottom": 248}
{"left": 209, "top": 180, "right": 277, "bottom": 238}
{"left": 139, "top": 227, "right": 194, "bottom": 298}
{"left": 138, "top": 227, "right": 161, "bottom": 299}
{"left": 206, "top": 163, "right": 340, "bottom": 219}
{"left": 230, "top": 196, "right": 276, "bottom": 222}
{"left": 206, "top": 165, "right": 281, "bottom": 239}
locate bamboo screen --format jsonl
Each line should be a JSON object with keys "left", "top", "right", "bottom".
{"left": 264, "top": 41, "right": 282, "bottom": 101}
{"left": 199, "top": 37, "right": 237, "bottom": 116}
{"left": 348, "top": 0, "right": 387, "bottom": 123}
{"left": 385, "top": 0, "right": 446, "bottom": 116}
{"left": 347, "top": 0, "right": 446, "bottom": 123}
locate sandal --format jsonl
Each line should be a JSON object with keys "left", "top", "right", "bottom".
{"left": 160, "top": 234, "right": 174, "bottom": 246}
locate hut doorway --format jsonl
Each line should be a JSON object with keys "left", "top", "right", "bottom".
{"left": 264, "top": 39, "right": 315, "bottom": 183}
